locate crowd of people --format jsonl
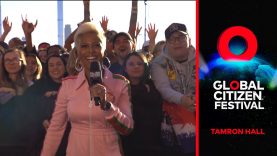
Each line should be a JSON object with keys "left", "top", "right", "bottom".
{"left": 0, "top": 1, "right": 196, "bottom": 156}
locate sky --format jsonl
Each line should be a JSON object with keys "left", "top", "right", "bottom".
{"left": 0, "top": 1, "right": 196, "bottom": 50}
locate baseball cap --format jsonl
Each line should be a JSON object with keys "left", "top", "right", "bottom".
{"left": 112, "top": 32, "right": 133, "bottom": 45}
{"left": 165, "top": 23, "right": 188, "bottom": 40}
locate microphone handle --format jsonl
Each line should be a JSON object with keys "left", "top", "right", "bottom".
{"left": 94, "top": 97, "right": 101, "bottom": 106}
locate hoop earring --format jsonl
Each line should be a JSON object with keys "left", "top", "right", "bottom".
{"left": 75, "top": 58, "right": 83, "bottom": 72}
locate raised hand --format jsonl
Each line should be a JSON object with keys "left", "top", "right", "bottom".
{"left": 146, "top": 23, "right": 158, "bottom": 41}
{"left": 134, "top": 23, "right": 142, "bottom": 40}
{"left": 128, "top": 0, "right": 138, "bottom": 41}
{"left": 21, "top": 15, "right": 38, "bottom": 34}
{"left": 100, "top": 16, "right": 109, "bottom": 32}
{"left": 3, "top": 16, "right": 12, "bottom": 33}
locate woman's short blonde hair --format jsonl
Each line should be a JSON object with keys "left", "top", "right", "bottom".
{"left": 74, "top": 22, "right": 106, "bottom": 53}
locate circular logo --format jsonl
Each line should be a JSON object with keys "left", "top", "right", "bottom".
{"left": 217, "top": 26, "right": 257, "bottom": 61}
{"left": 230, "top": 80, "right": 240, "bottom": 90}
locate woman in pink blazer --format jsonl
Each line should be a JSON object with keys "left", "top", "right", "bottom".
{"left": 41, "top": 22, "right": 134, "bottom": 156}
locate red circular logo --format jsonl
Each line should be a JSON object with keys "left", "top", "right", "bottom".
{"left": 217, "top": 26, "right": 257, "bottom": 61}
{"left": 230, "top": 80, "right": 240, "bottom": 90}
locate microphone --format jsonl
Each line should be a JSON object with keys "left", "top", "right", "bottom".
{"left": 89, "top": 60, "right": 103, "bottom": 106}
{"left": 102, "top": 57, "right": 111, "bottom": 68}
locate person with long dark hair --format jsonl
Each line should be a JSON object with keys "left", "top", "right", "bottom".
{"left": 23, "top": 54, "right": 69, "bottom": 156}
{"left": 121, "top": 52, "right": 164, "bottom": 156}
{"left": 0, "top": 48, "right": 29, "bottom": 104}
{"left": 0, "top": 54, "right": 69, "bottom": 156}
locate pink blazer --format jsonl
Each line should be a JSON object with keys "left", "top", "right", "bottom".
{"left": 41, "top": 68, "right": 133, "bottom": 156}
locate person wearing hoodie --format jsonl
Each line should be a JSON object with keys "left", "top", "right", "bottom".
{"left": 150, "top": 23, "right": 196, "bottom": 156}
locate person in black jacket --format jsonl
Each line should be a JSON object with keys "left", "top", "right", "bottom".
{"left": 0, "top": 54, "right": 70, "bottom": 156}
{"left": 121, "top": 52, "right": 164, "bottom": 156}
{"left": 25, "top": 54, "right": 71, "bottom": 156}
